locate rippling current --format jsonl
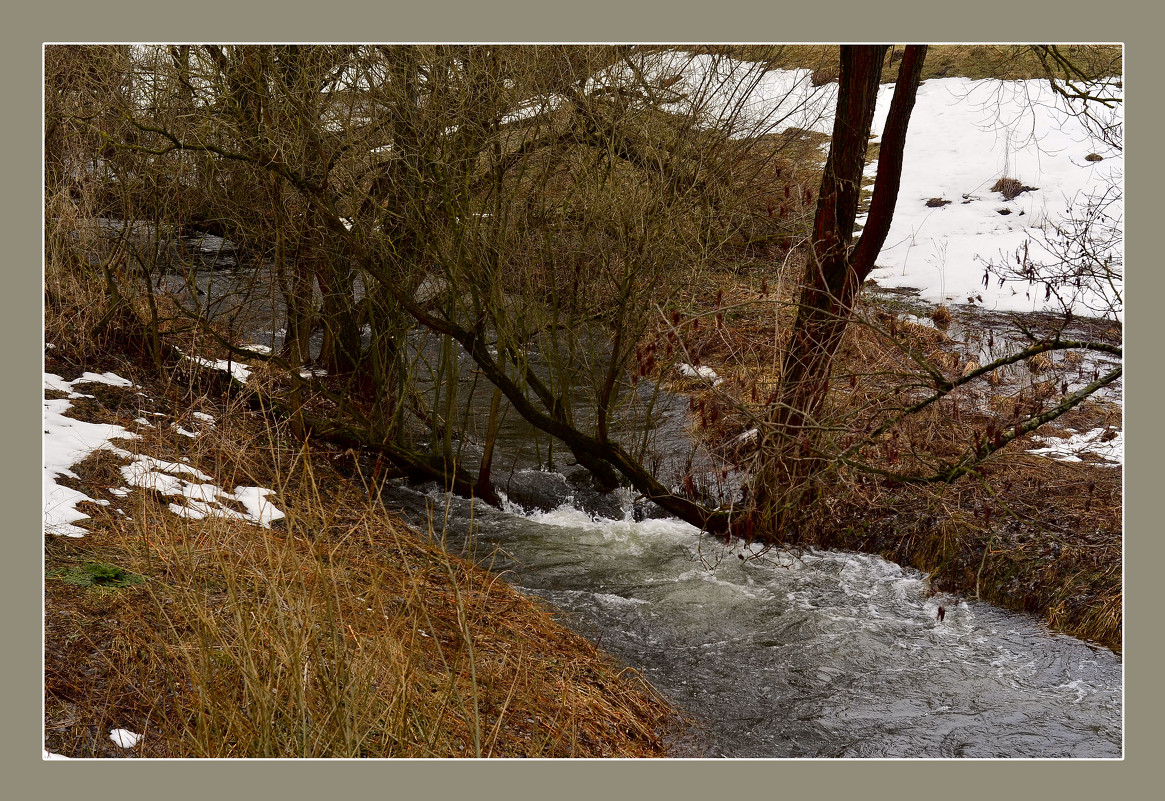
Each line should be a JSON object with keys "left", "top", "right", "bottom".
{"left": 158, "top": 254, "right": 1121, "bottom": 758}
{"left": 383, "top": 482, "right": 1122, "bottom": 758}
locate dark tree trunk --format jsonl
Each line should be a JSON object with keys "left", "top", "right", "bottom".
{"left": 475, "top": 384, "right": 505, "bottom": 507}
{"left": 752, "top": 45, "right": 927, "bottom": 537}
{"left": 315, "top": 254, "right": 362, "bottom": 375}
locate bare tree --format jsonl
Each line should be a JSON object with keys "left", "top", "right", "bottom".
{"left": 47, "top": 43, "right": 1121, "bottom": 543}
{"left": 747, "top": 45, "right": 928, "bottom": 533}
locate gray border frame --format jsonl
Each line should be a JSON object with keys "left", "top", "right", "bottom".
{"left": 12, "top": 1, "right": 1152, "bottom": 796}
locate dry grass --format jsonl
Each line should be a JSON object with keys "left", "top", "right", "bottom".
{"left": 991, "top": 176, "right": 1040, "bottom": 201}
{"left": 43, "top": 351, "right": 684, "bottom": 758}
{"left": 659, "top": 262, "right": 1122, "bottom": 650}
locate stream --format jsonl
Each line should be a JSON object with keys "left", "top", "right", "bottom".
{"left": 381, "top": 480, "right": 1121, "bottom": 758}
{"left": 383, "top": 283, "right": 1119, "bottom": 758}
{"left": 143, "top": 238, "right": 1122, "bottom": 758}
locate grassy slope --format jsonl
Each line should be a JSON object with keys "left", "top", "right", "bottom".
{"left": 44, "top": 44, "right": 1122, "bottom": 757}
{"left": 43, "top": 349, "right": 683, "bottom": 758}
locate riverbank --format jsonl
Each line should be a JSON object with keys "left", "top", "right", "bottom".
{"left": 658, "top": 267, "right": 1123, "bottom": 652}
{"left": 797, "top": 455, "right": 1122, "bottom": 652}
{"left": 44, "top": 46, "right": 1122, "bottom": 756}
{"left": 43, "top": 291, "right": 1121, "bottom": 761}
{"left": 43, "top": 344, "right": 684, "bottom": 758}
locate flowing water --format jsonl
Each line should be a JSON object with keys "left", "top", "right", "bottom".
{"left": 157, "top": 250, "right": 1121, "bottom": 758}
{"left": 382, "top": 484, "right": 1122, "bottom": 758}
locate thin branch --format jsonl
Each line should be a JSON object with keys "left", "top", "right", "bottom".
{"left": 837, "top": 337, "right": 1121, "bottom": 465}
{"left": 838, "top": 365, "right": 1122, "bottom": 484}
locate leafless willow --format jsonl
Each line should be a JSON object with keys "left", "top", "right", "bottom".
{"left": 45, "top": 44, "right": 1122, "bottom": 542}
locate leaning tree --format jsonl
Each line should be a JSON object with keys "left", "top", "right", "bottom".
{"left": 48, "top": 44, "right": 1122, "bottom": 542}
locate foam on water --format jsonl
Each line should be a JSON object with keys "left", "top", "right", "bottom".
{"left": 388, "top": 483, "right": 1121, "bottom": 757}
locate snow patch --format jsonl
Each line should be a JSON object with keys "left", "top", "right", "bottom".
{"left": 115, "top": 448, "right": 285, "bottom": 528}
{"left": 678, "top": 363, "right": 723, "bottom": 385}
{"left": 44, "top": 371, "right": 134, "bottom": 399}
{"left": 736, "top": 428, "right": 759, "bottom": 444}
{"left": 43, "top": 373, "right": 140, "bottom": 536}
{"left": 44, "top": 369, "right": 285, "bottom": 535}
{"left": 1027, "top": 427, "right": 1122, "bottom": 466}
{"left": 109, "top": 728, "right": 141, "bottom": 748}
{"left": 178, "top": 348, "right": 252, "bottom": 384}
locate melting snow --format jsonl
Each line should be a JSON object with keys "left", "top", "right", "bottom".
{"left": 44, "top": 371, "right": 134, "bottom": 399}
{"left": 736, "top": 428, "right": 760, "bottom": 444}
{"left": 678, "top": 363, "right": 723, "bottom": 385}
{"left": 1027, "top": 427, "right": 1123, "bottom": 466}
{"left": 43, "top": 373, "right": 140, "bottom": 536}
{"left": 113, "top": 448, "right": 285, "bottom": 527}
{"left": 44, "top": 371, "right": 285, "bottom": 536}
{"left": 109, "top": 728, "right": 141, "bottom": 748}
{"left": 177, "top": 348, "right": 252, "bottom": 384}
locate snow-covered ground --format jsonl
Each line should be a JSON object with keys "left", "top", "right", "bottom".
{"left": 860, "top": 77, "right": 1122, "bottom": 320}
{"left": 43, "top": 370, "right": 284, "bottom": 538}
{"left": 595, "top": 53, "right": 1121, "bottom": 320}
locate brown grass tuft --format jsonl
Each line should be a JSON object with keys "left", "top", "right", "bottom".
{"left": 990, "top": 176, "right": 1038, "bottom": 201}
{"left": 810, "top": 66, "right": 838, "bottom": 87}
{"left": 1027, "top": 351, "right": 1053, "bottom": 373}
{"left": 44, "top": 363, "right": 685, "bottom": 758}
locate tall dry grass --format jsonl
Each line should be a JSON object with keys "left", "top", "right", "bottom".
{"left": 43, "top": 354, "right": 681, "bottom": 758}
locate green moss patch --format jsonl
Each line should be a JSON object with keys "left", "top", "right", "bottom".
{"left": 53, "top": 561, "right": 144, "bottom": 589}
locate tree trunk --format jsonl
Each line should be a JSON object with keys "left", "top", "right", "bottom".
{"left": 314, "top": 250, "right": 362, "bottom": 374}
{"left": 752, "top": 45, "right": 927, "bottom": 538}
